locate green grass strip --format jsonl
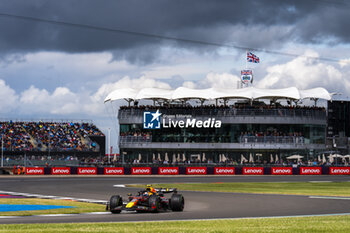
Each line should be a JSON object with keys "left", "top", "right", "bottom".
{"left": 128, "top": 182, "right": 350, "bottom": 196}
{"left": 1, "top": 215, "right": 350, "bottom": 232}
{"left": 0, "top": 198, "right": 106, "bottom": 216}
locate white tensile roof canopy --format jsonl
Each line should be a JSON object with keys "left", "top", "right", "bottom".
{"left": 104, "top": 86, "right": 332, "bottom": 103}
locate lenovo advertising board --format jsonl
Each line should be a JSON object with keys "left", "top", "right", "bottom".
{"left": 186, "top": 167, "right": 207, "bottom": 175}
{"left": 329, "top": 167, "right": 350, "bottom": 175}
{"left": 51, "top": 167, "right": 70, "bottom": 175}
{"left": 243, "top": 167, "right": 264, "bottom": 175}
{"left": 214, "top": 167, "right": 235, "bottom": 175}
{"left": 271, "top": 167, "right": 293, "bottom": 175}
{"left": 77, "top": 167, "right": 97, "bottom": 175}
{"left": 104, "top": 167, "right": 124, "bottom": 175}
{"left": 159, "top": 167, "right": 179, "bottom": 175}
{"left": 131, "top": 167, "right": 151, "bottom": 175}
{"left": 26, "top": 167, "right": 44, "bottom": 175}
{"left": 300, "top": 167, "right": 322, "bottom": 175}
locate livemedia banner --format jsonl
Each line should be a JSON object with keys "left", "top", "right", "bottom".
{"left": 131, "top": 167, "right": 151, "bottom": 175}
{"left": 78, "top": 167, "right": 97, "bottom": 175}
{"left": 51, "top": 167, "right": 71, "bottom": 175}
{"left": 159, "top": 167, "right": 179, "bottom": 175}
{"left": 104, "top": 167, "right": 124, "bottom": 175}
{"left": 25, "top": 167, "right": 44, "bottom": 175}
{"left": 186, "top": 167, "right": 207, "bottom": 175}
{"left": 300, "top": 167, "right": 321, "bottom": 175}
{"left": 271, "top": 167, "right": 293, "bottom": 175}
{"left": 214, "top": 167, "right": 235, "bottom": 175}
{"left": 329, "top": 167, "right": 350, "bottom": 175}
{"left": 243, "top": 167, "right": 264, "bottom": 175}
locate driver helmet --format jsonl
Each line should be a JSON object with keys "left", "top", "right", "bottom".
{"left": 146, "top": 184, "right": 152, "bottom": 191}
{"left": 146, "top": 184, "right": 156, "bottom": 193}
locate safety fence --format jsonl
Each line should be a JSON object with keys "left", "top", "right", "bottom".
{"left": 21, "top": 166, "right": 350, "bottom": 175}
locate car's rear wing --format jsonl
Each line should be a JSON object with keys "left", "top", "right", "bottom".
{"left": 154, "top": 188, "right": 177, "bottom": 193}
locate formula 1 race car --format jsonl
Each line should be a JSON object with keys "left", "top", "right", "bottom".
{"left": 107, "top": 185, "right": 184, "bottom": 213}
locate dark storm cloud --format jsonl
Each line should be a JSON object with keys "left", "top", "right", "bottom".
{"left": 0, "top": 0, "right": 348, "bottom": 63}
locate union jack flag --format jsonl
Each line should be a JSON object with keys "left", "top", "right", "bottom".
{"left": 247, "top": 51, "right": 260, "bottom": 63}
{"left": 241, "top": 70, "right": 253, "bottom": 75}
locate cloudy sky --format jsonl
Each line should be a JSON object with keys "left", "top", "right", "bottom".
{"left": 1, "top": 0, "right": 350, "bottom": 151}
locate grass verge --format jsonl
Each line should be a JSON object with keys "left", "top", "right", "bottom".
{"left": 0, "top": 198, "right": 106, "bottom": 216}
{"left": 128, "top": 182, "right": 350, "bottom": 196}
{"left": 0, "top": 215, "right": 350, "bottom": 232}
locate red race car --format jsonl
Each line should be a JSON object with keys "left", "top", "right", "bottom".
{"left": 107, "top": 185, "right": 184, "bottom": 213}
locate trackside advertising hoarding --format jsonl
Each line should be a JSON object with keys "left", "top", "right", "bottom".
{"left": 25, "top": 167, "right": 44, "bottom": 175}
{"left": 214, "top": 167, "right": 235, "bottom": 175}
{"left": 78, "top": 167, "right": 97, "bottom": 175}
{"left": 329, "top": 167, "right": 350, "bottom": 175}
{"left": 271, "top": 167, "right": 293, "bottom": 175}
{"left": 186, "top": 167, "right": 207, "bottom": 175}
{"left": 300, "top": 167, "right": 321, "bottom": 175}
{"left": 159, "top": 167, "right": 179, "bottom": 175}
{"left": 131, "top": 167, "right": 151, "bottom": 175}
{"left": 243, "top": 167, "right": 263, "bottom": 175}
{"left": 51, "top": 167, "right": 70, "bottom": 175}
{"left": 104, "top": 167, "right": 124, "bottom": 175}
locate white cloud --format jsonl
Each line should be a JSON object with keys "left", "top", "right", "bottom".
{"left": 93, "top": 75, "right": 172, "bottom": 103}
{"left": 182, "top": 81, "right": 196, "bottom": 89}
{"left": 20, "top": 86, "right": 50, "bottom": 104}
{"left": 339, "top": 58, "right": 350, "bottom": 68}
{"left": 196, "top": 72, "right": 240, "bottom": 89}
{"left": 0, "top": 75, "right": 174, "bottom": 117}
{"left": 19, "top": 86, "right": 80, "bottom": 115}
{"left": 257, "top": 50, "right": 350, "bottom": 93}
{"left": 0, "top": 79, "right": 18, "bottom": 113}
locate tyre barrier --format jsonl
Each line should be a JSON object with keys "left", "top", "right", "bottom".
{"left": 18, "top": 166, "right": 350, "bottom": 175}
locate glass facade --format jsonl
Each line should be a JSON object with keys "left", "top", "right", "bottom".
{"left": 120, "top": 123, "right": 326, "bottom": 144}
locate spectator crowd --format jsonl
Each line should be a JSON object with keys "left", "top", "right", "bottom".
{"left": 0, "top": 121, "right": 104, "bottom": 152}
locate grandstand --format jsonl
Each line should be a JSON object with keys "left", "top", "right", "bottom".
{"left": 0, "top": 120, "right": 105, "bottom": 166}
{"left": 105, "top": 86, "right": 344, "bottom": 166}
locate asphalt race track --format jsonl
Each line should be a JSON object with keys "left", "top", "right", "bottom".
{"left": 0, "top": 175, "right": 350, "bottom": 224}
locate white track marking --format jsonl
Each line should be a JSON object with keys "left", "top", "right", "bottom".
{"left": 0, "top": 212, "right": 112, "bottom": 219}
{"left": 113, "top": 184, "right": 126, "bottom": 187}
{"left": 82, "top": 212, "right": 111, "bottom": 215}
{"left": 309, "top": 196, "right": 350, "bottom": 200}
{"left": 309, "top": 181, "right": 333, "bottom": 183}
{"left": 0, "top": 190, "right": 107, "bottom": 204}
{"left": 39, "top": 214, "right": 77, "bottom": 217}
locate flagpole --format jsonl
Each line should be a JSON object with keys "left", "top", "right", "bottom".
{"left": 244, "top": 50, "right": 248, "bottom": 88}
{"left": 1, "top": 135, "right": 3, "bottom": 167}
{"left": 108, "top": 128, "right": 111, "bottom": 164}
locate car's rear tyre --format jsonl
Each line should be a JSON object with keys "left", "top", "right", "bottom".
{"left": 170, "top": 194, "right": 184, "bottom": 211}
{"left": 148, "top": 195, "right": 160, "bottom": 213}
{"left": 110, "top": 195, "right": 123, "bottom": 214}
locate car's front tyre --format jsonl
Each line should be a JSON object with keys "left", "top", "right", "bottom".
{"left": 170, "top": 194, "right": 184, "bottom": 211}
{"left": 110, "top": 195, "right": 123, "bottom": 214}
